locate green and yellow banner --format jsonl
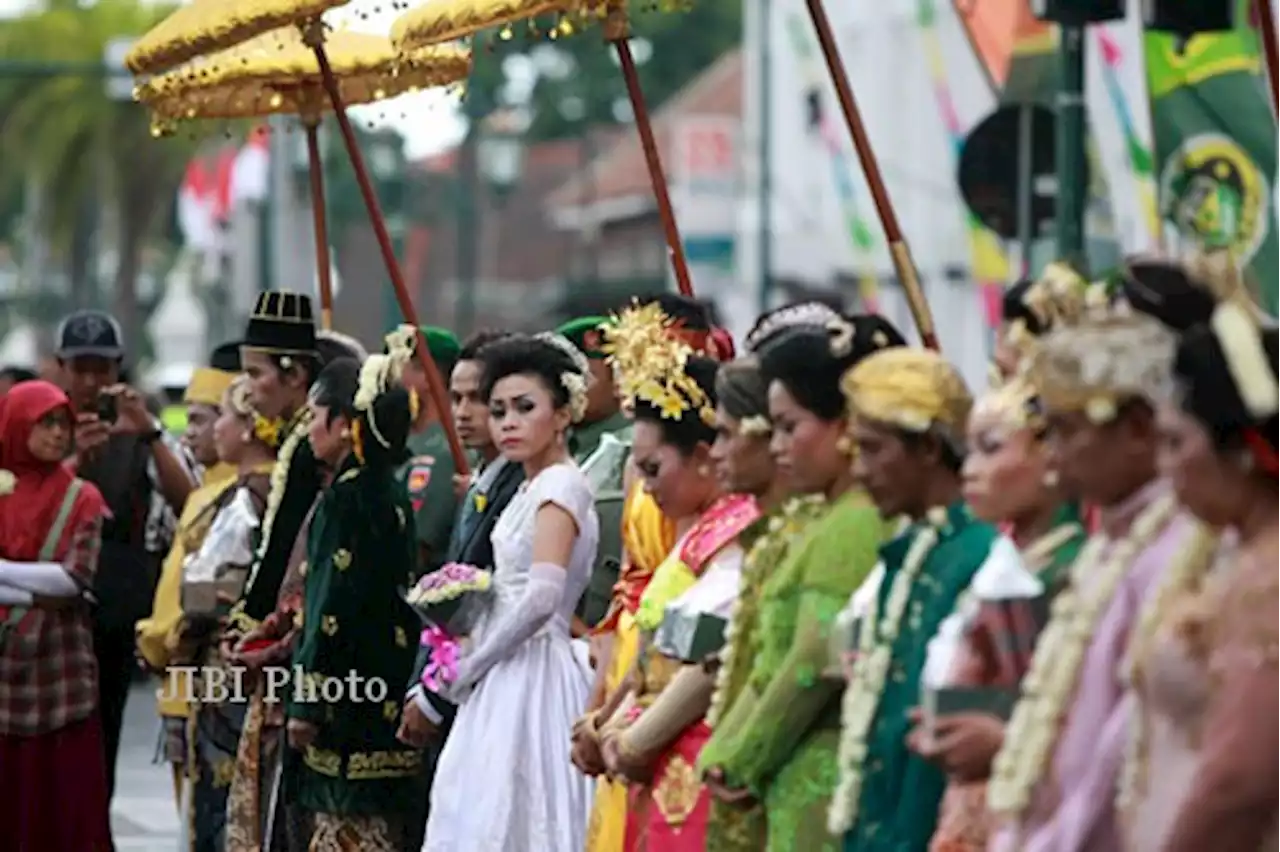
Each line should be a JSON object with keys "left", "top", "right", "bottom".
{"left": 1146, "top": 14, "right": 1277, "bottom": 313}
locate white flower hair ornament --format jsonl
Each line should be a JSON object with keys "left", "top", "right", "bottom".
{"left": 351, "top": 325, "right": 418, "bottom": 451}
{"left": 828, "top": 316, "right": 856, "bottom": 358}
{"left": 738, "top": 415, "right": 772, "bottom": 437}
{"left": 535, "top": 332, "right": 592, "bottom": 423}
{"left": 1211, "top": 302, "right": 1279, "bottom": 419}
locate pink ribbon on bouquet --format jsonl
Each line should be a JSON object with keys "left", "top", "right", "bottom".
{"left": 419, "top": 625, "right": 461, "bottom": 693}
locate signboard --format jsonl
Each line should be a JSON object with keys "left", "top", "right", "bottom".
{"left": 671, "top": 116, "right": 739, "bottom": 196}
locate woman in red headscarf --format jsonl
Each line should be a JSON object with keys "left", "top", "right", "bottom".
{"left": 0, "top": 380, "right": 112, "bottom": 849}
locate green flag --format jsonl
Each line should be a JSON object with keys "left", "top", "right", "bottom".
{"left": 1146, "top": 23, "right": 1277, "bottom": 314}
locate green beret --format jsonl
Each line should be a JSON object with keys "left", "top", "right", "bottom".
{"left": 555, "top": 316, "right": 609, "bottom": 359}
{"left": 416, "top": 326, "right": 461, "bottom": 368}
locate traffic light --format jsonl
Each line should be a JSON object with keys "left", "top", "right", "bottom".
{"left": 1029, "top": 0, "right": 1125, "bottom": 24}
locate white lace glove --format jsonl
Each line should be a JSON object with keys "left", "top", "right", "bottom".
{"left": 0, "top": 559, "right": 79, "bottom": 597}
{"left": 445, "top": 562, "right": 567, "bottom": 699}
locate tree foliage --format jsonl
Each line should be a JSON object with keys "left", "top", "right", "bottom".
{"left": 0, "top": 0, "right": 205, "bottom": 337}
{"left": 464, "top": 1, "right": 742, "bottom": 140}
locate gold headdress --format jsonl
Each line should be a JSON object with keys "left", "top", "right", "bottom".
{"left": 841, "top": 347, "right": 973, "bottom": 448}
{"left": 602, "top": 301, "right": 716, "bottom": 427}
{"left": 972, "top": 376, "right": 1046, "bottom": 436}
{"left": 1000, "top": 263, "right": 1094, "bottom": 369}
{"left": 1028, "top": 313, "right": 1176, "bottom": 423}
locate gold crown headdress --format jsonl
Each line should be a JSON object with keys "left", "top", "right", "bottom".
{"left": 1028, "top": 313, "right": 1176, "bottom": 424}
{"left": 1002, "top": 263, "right": 1095, "bottom": 358}
{"left": 602, "top": 301, "right": 716, "bottom": 427}
{"left": 841, "top": 347, "right": 973, "bottom": 449}
{"left": 972, "top": 376, "right": 1047, "bottom": 437}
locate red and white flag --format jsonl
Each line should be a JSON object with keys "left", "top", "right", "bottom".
{"left": 176, "top": 157, "right": 218, "bottom": 253}
{"left": 230, "top": 125, "right": 270, "bottom": 205}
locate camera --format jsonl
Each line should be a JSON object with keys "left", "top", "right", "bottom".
{"left": 96, "top": 391, "right": 118, "bottom": 424}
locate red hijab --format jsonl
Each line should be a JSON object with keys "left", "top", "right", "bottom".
{"left": 0, "top": 381, "right": 108, "bottom": 561}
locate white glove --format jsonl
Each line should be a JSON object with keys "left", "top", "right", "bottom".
{"left": 445, "top": 562, "right": 567, "bottom": 698}
{"left": 0, "top": 583, "right": 34, "bottom": 605}
{"left": 0, "top": 559, "right": 79, "bottom": 597}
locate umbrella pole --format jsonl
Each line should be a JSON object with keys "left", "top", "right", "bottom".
{"left": 605, "top": 6, "right": 695, "bottom": 297}
{"left": 303, "top": 29, "right": 469, "bottom": 475}
{"left": 1255, "top": 0, "right": 1279, "bottom": 117}
{"left": 303, "top": 118, "right": 335, "bottom": 331}
{"left": 803, "top": 0, "right": 940, "bottom": 350}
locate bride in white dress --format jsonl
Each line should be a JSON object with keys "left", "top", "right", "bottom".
{"left": 424, "top": 333, "right": 600, "bottom": 852}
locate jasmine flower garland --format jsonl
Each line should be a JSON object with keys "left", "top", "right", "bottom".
{"left": 827, "top": 511, "right": 944, "bottom": 835}
{"left": 987, "top": 493, "right": 1178, "bottom": 820}
{"left": 706, "top": 495, "right": 824, "bottom": 729}
{"left": 250, "top": 408, "right": 314, "bottom": 584}
{"left": 1116, "top": 521, "right": 1219, "bottom": 817}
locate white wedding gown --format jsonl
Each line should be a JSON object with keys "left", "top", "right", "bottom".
{"left": 423, "top": 462, "right": 599, "bottom": 852}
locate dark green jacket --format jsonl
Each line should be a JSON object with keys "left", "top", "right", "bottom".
{"left": 287, "top": 454, "right": 423, "bottom": 816}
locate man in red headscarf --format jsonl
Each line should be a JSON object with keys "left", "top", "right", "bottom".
{"left": 0, "top": 380, "right": 113, "bottom": 849}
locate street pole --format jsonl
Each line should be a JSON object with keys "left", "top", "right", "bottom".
{"left": 758, "top": 0, "right": 774, "bottom": 312}
{"left": 1055, "top": 24, "right": 1088, "bottom": 271}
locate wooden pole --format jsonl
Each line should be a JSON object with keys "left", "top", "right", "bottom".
{"left": 803, "top": 0, "right": 940, "bottom": 350}
{"left": 302, "top": 26, "right": 469, "bottom": 474}
{"left": 303, "top": 119, "right": 334, "bottom": 330}
{"left": 604, "top": 6, "right": 695, "bottom": 297}
{"left": 1255, "top": 0, "right": 1279, "bottom": 117}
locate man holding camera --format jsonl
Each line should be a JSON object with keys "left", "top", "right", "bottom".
{"left": 55, "top": 309, "right": 197, "bottom": 806}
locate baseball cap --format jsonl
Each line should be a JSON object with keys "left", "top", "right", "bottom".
{"left": 55, "top": 310, "right": 125, "bottom": 360}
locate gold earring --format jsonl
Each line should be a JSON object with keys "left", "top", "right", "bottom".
{"left": 1043, "top": 470, "right": 1060, "bottom": 487}
{"left": 836, "top": 435, "right": 853, "bottom": 457}
{"left": 341, "top": 427, "right": 352, "bottom": 440}
{"left": 697, "top": 463, "right": 712, "bottom": 477}
{"left": 241, "top": 431, "right": 252, "bottom": 443}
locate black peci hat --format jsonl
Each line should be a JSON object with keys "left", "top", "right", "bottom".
{"left": 209, "top": 341, "right": 242, "bottom": 372}
{"left": 239, "top": 291, "right": 317, "bottom": 356}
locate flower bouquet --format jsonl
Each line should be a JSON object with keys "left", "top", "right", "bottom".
{"left": 406, "top": 562, "right": 493, "bottom": 636}
{"left": 406, "top": 562, "right": 493, "bottom": 696}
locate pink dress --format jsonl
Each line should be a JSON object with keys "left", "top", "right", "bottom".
{"left": 1127, "top": 543, "right": 1278, "bottom": 852}
{"left": 989, "top": 481, "right": 1194, "bottom": 852}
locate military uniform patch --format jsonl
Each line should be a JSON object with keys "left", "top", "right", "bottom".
{"left": 406, "top": 455, "right": 436, "bottom": 511}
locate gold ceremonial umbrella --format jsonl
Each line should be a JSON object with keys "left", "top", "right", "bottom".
{"left": 127, "top": 0, "right": 474, "bottom": 471}
{"left": 125, "top": 0, "right": 349, "bottom": 76}
{"left": 393, "top": 0, "right": 698, "bottom": 297}
{"left": 137, "top": 28, "right": 470, "bottom": 332}
{"left": 390, "top": 0, "right": 605, "bottom": 48}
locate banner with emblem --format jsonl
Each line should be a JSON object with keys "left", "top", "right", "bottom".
{"left": 1145, "top": 16, "right": 1277, "bottom": 314}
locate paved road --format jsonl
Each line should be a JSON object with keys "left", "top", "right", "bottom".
{"left": 110, "top": 680, "right": 183, "bottom": 851}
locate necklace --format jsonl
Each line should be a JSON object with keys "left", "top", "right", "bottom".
{"left": 988, "top": 493, "right": 1178, "bottom": 819}
{"left": 706, "top": 494, "right": 824, "bottom": 729}
{"left": 251, "top": 409, "right": 314, "bottom": 581}
{"left": 827, "top": 512, "right": 943, "bottom": 835}
{"left": 1116, "top": 521, "right": 1218, "bottom": 815}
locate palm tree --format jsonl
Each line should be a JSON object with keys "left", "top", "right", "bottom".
{"left": 0, "top": 0, "right": 204, "bottom": 343}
